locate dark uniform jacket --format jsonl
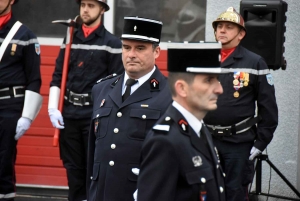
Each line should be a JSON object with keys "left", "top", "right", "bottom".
{"left": 137, "top": 105, "right": 226, "bottom": 201}
{"left": 50, "top": 24, "right": 123, "bottom": 119}
{"left": 0, "top": 15, "right": 41, "bottom": 198}
{"left": 0, "top": 15, "right": 41, "bottom": 110}
{"left": 87, "top": 67, "right": 172, "bottom": 201}
{"left": 204, "top": 45, "right": 278, "bottom": 151}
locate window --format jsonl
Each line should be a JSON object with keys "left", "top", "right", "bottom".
{"left": 12, "top": 0, "right": 206, "bottom": 43}
{"left": 114, "top": 0, "right": 206, "bottom": 42}
{"left": 12, "top": 0, "right": 78, "bottom": 38}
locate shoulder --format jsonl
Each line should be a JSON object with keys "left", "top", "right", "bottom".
{"left": 239, "top": 46, "right": 268, "bottom": 70}
{"left": 13, "top": 22, "right": 38, "bottom": 40}
{"left": 150, "top": 115, "right": 174, "bottom": 136}
{"left": 240, "top": 45, "right": 262, "bottom": 60}
{"left": 95, "top": 73, "right": 119, "bottom": 84}
{"left": 102, "top": 27, "right": 122, "bottom": 47}
{"left": 93, "top": 74, "right": 121, "bottom": 93}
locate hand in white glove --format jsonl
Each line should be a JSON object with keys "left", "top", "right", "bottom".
{"left": 249, "top": 146, "right": 262, "bottom": 160}
{"left": 15, "top": 117, "right": 32, "bottom": 140}
{"left": 48, "top": 108, "right": 64, "bottom": 129}
{"left": 132, "top": 168, "right": 140, "bottom": 201}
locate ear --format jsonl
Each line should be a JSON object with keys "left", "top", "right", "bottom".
{"left": 154, "top": 46, "right": 161, "bottom": 59}
{"left": 100, "top": 8, "right": 105, "bottom": 15}
{"left": 238, "top": 29, "right": 246, "bottom": 40}
{"left": 174, "top": 80, "right": 188, "bottom": 98}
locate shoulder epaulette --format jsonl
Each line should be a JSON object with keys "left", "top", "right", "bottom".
{"left": 96, "top": 73, "right": 118, "bottom": 84}
{"left": 152, "top": 116, "right": 173, "bottom": 133}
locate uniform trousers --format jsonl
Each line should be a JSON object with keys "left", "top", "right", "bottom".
{"left": 59, "top": 118, "right": 90, "bottom": 201}
{"left": 0, "top": 109, "right": 21, "bottom": 201}
{"left": 213, "top": 138, "right": 254, "bottom": 201}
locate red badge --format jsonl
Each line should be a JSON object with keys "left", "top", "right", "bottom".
{"left": 178, "top": 119, "right": 188, "bottom": 132}
{"left": 150, "top": 78, "right": 159, "bottom": 90}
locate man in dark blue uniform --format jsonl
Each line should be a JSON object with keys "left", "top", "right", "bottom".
{"left": 136, "top": 42, "right": 226, "bottom": 201}
{"left": 0, "top": 0, "right": 42, "bottom": 200}
{"left": 87, "top": 16, "right": 172, "bottom": 201}
{"left": 48, "top": 0, "right": 123, "bottom": 200}
{"left": 203, "top": 7, "right": 278, "bottom": 201}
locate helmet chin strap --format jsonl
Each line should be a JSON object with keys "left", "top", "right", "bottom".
{"left": 0, "top": 0, "right": 12, "bottom": 16}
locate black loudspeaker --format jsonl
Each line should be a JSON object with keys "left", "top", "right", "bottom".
{"left": 240, "top": 0, "right": 288, "bottom": 70}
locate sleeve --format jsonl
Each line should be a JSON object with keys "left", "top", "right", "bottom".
{"left": 23, "top": 31, "right": 41, "bottom": 93}
{"left": 254, "top": 58, "right": 278, "bottom": 151}
{"left": 137, "top": 134, "right": 179, "bottom": 201}
{"left": 86, "top": 116, "right": 96, "bottom": 199}
{"left": 106, "top": 37, "right": 124, "bottom": 75}
{"left": 50, "top": 37, "right": 67, "bottom": 88}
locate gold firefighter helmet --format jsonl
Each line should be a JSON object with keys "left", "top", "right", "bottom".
{"left": 212, "top": 7, "right": 246, "bottom": 32}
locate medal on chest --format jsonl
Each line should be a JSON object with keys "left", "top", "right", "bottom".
{"left": 233, "top": 72, "right": 249, "bottom": 98}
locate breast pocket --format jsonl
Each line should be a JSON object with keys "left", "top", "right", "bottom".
{"left": 186, "top": 167, "right": 214, "bottom": 186}
{"left": 92, "top": 107, "right": 112, "bottom": 138}
{"left": 127, "top": 109, "right": 161, "bottom": 140}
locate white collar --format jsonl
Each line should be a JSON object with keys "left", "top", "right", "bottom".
{"left": 172, "top": 101, "right": 203, "bottom": 137}
{"left": 122, "top": 66, "right": 156, "bottom": 95}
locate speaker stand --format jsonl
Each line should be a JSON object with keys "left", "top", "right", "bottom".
{"left": 250, "top": 154, "right": 300, "bottom": 200}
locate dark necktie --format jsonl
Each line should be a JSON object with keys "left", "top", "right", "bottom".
{"left": 200, "top": 124, "right": 208, "bottom": 144}
{"left": 122, "top": 78, "right": 138, "bottom": 101}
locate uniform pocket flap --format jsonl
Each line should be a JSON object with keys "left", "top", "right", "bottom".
{"left": 92, "top": 163, "right": 100, "bottom": 181}
{"left": 130, "top": 109, "right": 161, "bottom": 120}
{"left": 186, "top": 167, "right": 214, "bottom": 185}
{"left": 92, "top": 107, "right": 112, "bottom": 119}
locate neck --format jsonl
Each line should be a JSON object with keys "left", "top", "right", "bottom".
{"left": 174, "top": 98, "right": 207, "bottom": 121}
{"left": 0, "top": 11, "right": 11, "bottom": 28}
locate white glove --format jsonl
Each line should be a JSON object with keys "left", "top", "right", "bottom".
{"left": 132, "top": 168, "right": 140, "bottom": 201}
{"left": 15, "top": 117, "right": 32, "bottom": 140}
{"left": 249, "top": 146, "right": 262, "bottom": 160}
{"left": 48, "top": 108, "right": 64, "bottom": 129}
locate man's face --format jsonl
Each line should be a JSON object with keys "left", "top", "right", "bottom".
{"left": 215, "top": 22, "right": 245, "bottom": 49}
{"left": 122, "top": 39, "right": 160, "bottom": 79}
{"left": 186, "top": 74, "right": 223, "bottom": 112}
{"left": 0, "top": 0, "right": 13, "bottom": 15}
{"left": 80, "top": 0, "right": 105, "bottom": 26}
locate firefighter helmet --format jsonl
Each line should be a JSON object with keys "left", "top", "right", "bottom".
{"left": 76, "top": 0, "right": 109, "bottom": 11}
{"left": 212, "top": 7, "right": 246, "bottom": 32}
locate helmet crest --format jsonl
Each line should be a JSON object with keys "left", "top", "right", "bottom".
{"left": 212, "top": 7, "right": 246, "bottom": 32}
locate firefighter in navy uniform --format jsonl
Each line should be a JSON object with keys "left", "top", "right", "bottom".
{"left": 87, "top": 16, "right": 172, "bottom": 201}
{"left": 136, "top": 42, "right": 226, "bottom": 201}
{"left": 48, "top": 0, "right": 123, "bottom": 200}
{"left": 203, "top": 7, "right": 278, "bottom": 201}
{"left": 0, "top": 0, "right": 43, "bottom": 200}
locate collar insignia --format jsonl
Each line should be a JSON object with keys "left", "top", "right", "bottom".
{"left": 150, "top": 78, "right": 159, "bottom": 90}
{"left": 178, "top": 119, "right": 188, "bottom": 132}
{"left": 111, "top": 77, "right": 120, "bottom": 87}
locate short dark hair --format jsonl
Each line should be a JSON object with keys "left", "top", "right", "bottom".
{"left": 152, "top": 43, "right": 159, "bottom": 50}
{"left": 168, "top": 72, "right": 196, "bottom": 96}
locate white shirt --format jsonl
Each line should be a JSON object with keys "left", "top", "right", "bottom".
{"left": 122, "top": 66, "right": 156, "bottom": 95}
{"left": 172, "top": 101, "right": 203, "bottom": 137}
